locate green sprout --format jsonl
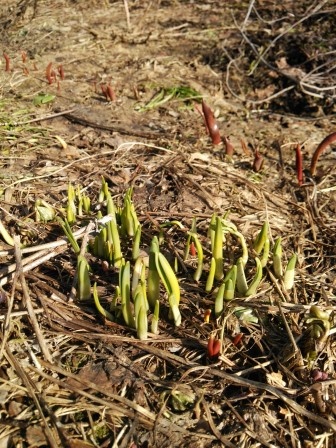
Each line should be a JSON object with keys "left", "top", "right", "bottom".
{"left": 0, "top": 220, "right": 15, "bottom": 246}
{"left": 136, "top": 305, "right": 148, "bottom": 340}
{"left": 221, "top": 219, "right": 248, "bottom": 266}
{"left": 106, "top": 191, "right": 116, "bottom": 217}
{"left": 121, "top": 187, "right": 139, "bottom": 237}
{"left": 253, "top": 221, "right": 269, "bottom": 267}
{"left": 132, "top": 224, "right": 142, "bottom": 260}
{"left": 304, "top": 305, "right": 331, "bottom": 360}
{"left": 66, "top": 183, "right": 76, "bottom": 225}
{"left": 77, "top": 256, "right": 91, "bottom": 301}
{"left": 119, "top": 260, "right": 136, "bottom": 328}
{"left": 107, "top": 219, "right": 122, "bottom": 268}
{"left": 236, "top": 257, "right": 248, "bottom": 295}
{"left": 132, "top": 256, "right": 145, "bottom": 297}
{"left": 234, "top": 306, "right": 258, "bottom": 324}
{"left": 98, "top": 176, "right": 108, "bottom": 203}
{"left": 214, "top": 283, "right": 225, "bottom": 317}
{"left": 147, "top": 237, "right": 160, "bottom": 309}
{"left": 61, "top": 219, "right": 80, "bottom": 254}
{"left": 213, "top": 216, "right": 224, "bottom": 281}
{"left": 151, "top": 300, "right": 160, "bottom": 334}
{"left": 223, "top": 265, "right": 237, "bottom": 301}
{"left": 136, "top": 85, "right": 202, "bottom": 112}
{"left": 82, "top": 195, "right": 91, "bottom": 214}
{"left": 155, "top": 251, "right": 181, "bottom": 326}
{"left": 273, "top": 237, "right": 283, "bottom": 278}
{"left": 245, "top": 257, "right": 263, "bottom": 297}
{"left": 283, "top": 253, "right": 297, "bottom": 290}
{"left": 253, "top": 221, "right": 268, "bottom": 254}
{"left": 93, "top": 282, "right": 114, "bottom": 321}
{"left": 134, "top": 284, "right": 148, "bottom": 340}
{"left": 205, "top": 257, "right": 216, "bottom": 293}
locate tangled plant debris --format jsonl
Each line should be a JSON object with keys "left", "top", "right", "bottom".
{"left": 0, "top": 1, "right": 335, "bottom": 446}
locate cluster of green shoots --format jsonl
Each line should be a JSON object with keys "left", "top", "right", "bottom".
{"left": 0, "top": 179, "right": 299, "bottom": 342}
{"left": 61, "top": 178, "right": 181, "bottom": 340}
{"left": 185, "top": 217, "right": 297, "bottom": 324}
{"left": 68, "top": 180, "right": 298, "bottom": 338}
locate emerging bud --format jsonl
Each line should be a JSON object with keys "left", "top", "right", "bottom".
{"left": 207, "top": 335, "right": 221, "bottom": 360}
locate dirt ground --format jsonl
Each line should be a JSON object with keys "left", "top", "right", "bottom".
{"left": 0, "top": 1, "right": 336, "bottom": 447}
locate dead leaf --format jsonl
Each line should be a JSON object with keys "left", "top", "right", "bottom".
{"left": 26, "top": 425, "right": 47, "bottom": 447}
{"left": 266, "top": 371, "right": 286, "bottom": 387}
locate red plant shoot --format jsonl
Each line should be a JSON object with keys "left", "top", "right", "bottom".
{"left": 224, "top": 135, "right": 234, "bottom": 156}
{"left": 253, "top": 149, "right": 264, "bottom": 172}
{"left": 190, "top": 241, "right": 196, "bottom": 257}
{"left": 310, "top": 131, "right": 336, "bottom": 176}
{"left": 106, "top": 84, "right": 116, "bottom": 102}
{"left": 101, "top": 84, "right": 108, "bottom": 101}
{"left": 207, "top": 335, "right": 221, "bottom": 360}
{"left": 295, "top": 143, "right": 303, "bottom": 186}
{"left": 233, "top": 333, "right": 243, "bottom": 346}
{"left": 46, "top": 62, "right": 53, "bottom": 84}
{"left": 241, "top": 138, "right": 251, "bottom": 156}
{"left": 3, "top": 52, "right": 10, "bottom": 72}
{"left": 51, "top": 70, "right": 57, "bottom": 83}
{"left": 21, "top": 50, "right": 27, "bottom": 63}
{"left": 58, "top": 64, "right": 65, "bottom": 80}
{"left": 201, "top": 100, "right": 221, "bottom": 145}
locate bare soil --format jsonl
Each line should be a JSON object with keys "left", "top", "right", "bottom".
{"left": 0, "top": 1, "right": 335, "bottom": 447}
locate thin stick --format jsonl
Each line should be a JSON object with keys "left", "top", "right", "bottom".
{"left": 13, "top": 235, "right": 53, "bottom": 363}
{"left": 202, "top": 398, "right": 236, "bottom": 448}
{"left": 0, "top": 263, "right": 20, "bottom": 361}
{"left": 242, "top": 0, "right": 256, "bottom": 30}
{"left": 14, "top": 108, "right": 78, "bottom": 125}
{"left": 4, "top": 345, "right": 59, "bottom": 448}
{"left": 0, "top": 222, "right": 98, "bottom": 286}
{"left": 123, "top": 0, "right": 131, "bottom": 30}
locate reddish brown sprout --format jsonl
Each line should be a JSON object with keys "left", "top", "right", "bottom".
{"left": 106, "top": 84, "right": 116, "bottom": 102}
{"left": 310, "top": 131, "right": 336, "bottom": 176}
{"left": 224, "top": 135, "right": 234, "bottom": 156}
{"left": 46, "top": 62, "right": 53, "bottom": 84}
{"left": 201, "top": 100, "right": 221, "bottom": 145}
{"left": 241, "top": 138, "right": 251, "bottom": 156}
{"left": 295, "top": 143, "right": 303, "bottom": 186}
{"left": 207, "top": 335, "right": 221, "bottom": 360}
{"left": 233, "top": 333, "right": 243, "bottom": 346}
{"left": 101, "top": 84, "right": 108, "bottom": 101}
{"left": 58, "top": 64, "right": 65, "bottom": 80}
{"left": 253, "top": 149, "right": 264, "bottom": 172}
{"left": 3, "top": 52, "right": 10, "bottom": 72}
{"left": 21, "top": 50, "right": 27, "bottom": 63}
{"left": 190, "top": 241, "right": 196, "bottom": 257}
{"left": 51, "top": 70, "right": 57, "bottom": 83}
